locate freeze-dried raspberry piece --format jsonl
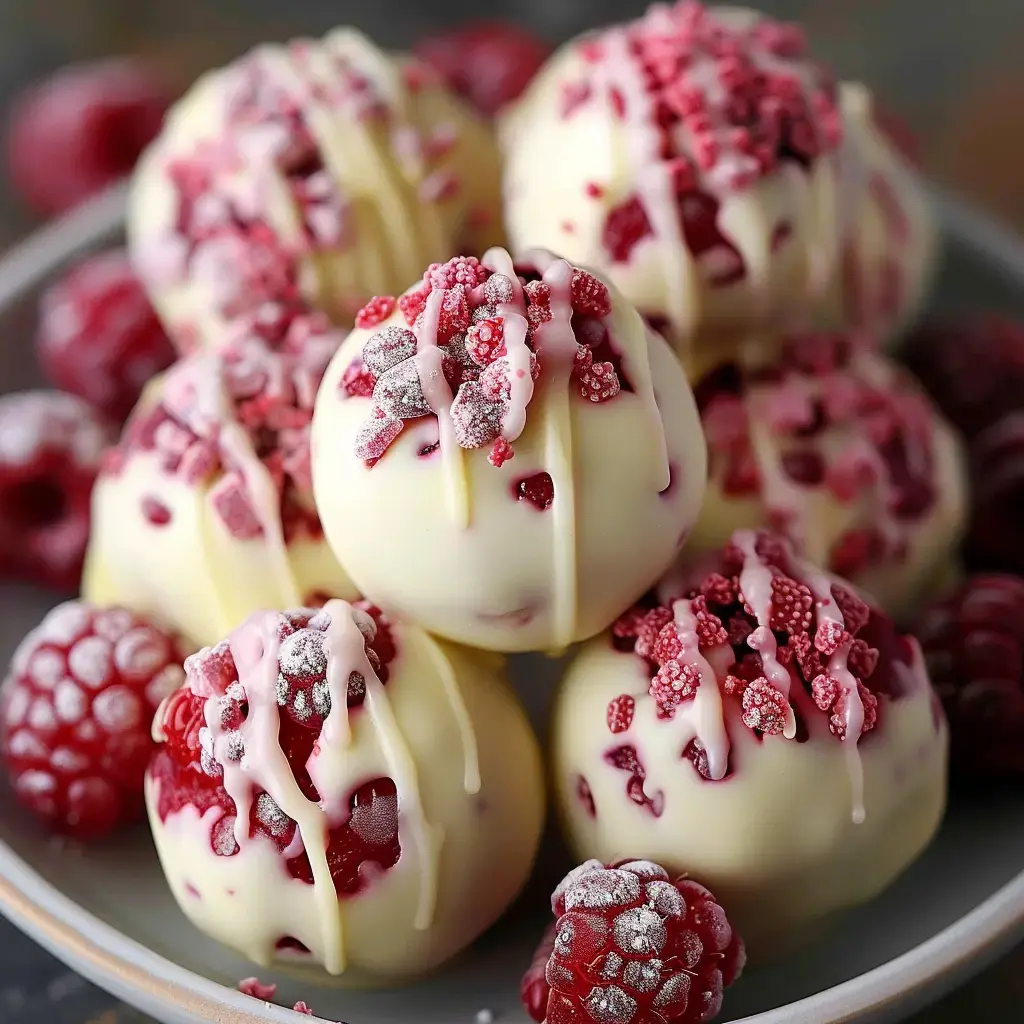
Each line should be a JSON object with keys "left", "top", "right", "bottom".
{"left": 570, "top": 270, "right": 612, "bottom": 318}
{"left": 606, "top": 694, "right": 635, "bottom": 734}
{"left": 372, "top": 360, "right": 430, "bottom": 420}
{"left": 361, "top": 326, "right": 418, "bottom": 377}
{"left": 355, "top": 295, "right": 397, "bottom": 329}
{"left": 466, "top": 317, "right": 506, "bottom": 367}
{"left": 355, "top": 409, "right": 404, "bottom": 462}
{"left": 451, "top": 381, "right": 505, "bottom": 449}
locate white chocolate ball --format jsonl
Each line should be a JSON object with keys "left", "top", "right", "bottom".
{"left": 500, "top": 4, "right": 936, "bottom": 375}
{"left": 550, "top": 533, "right": 948, "bottom": 956}
{"left": 129, "top": 28, "right": 503, "bottom": 350}
{"left": 311, "top": 250, "right": 707, "bottom": 652}
{"left": 146, "top": 601, "right": 544, "bottom": 983}
{"left": 690, "top": 342, "right": 967, "bottom": 622}
{"left": 83, "top": 324, "right": 357, "bottom": 647}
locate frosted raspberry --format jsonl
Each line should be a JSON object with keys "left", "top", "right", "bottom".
{"left": 607, "top": 694, "right": 635, "bottom": 734}
{"left": 0, "top": 601, "right": 189, "bottom": 838}
{"left": 652, "top": 623, "right": 683, "bottom": 664}
{"left": 340, "top": 360, "right": 376, "bottom": 398}
{"left": 0, "top": 391, "right": 114, "bottom": 591}
{"left": 831, "top": 584, "right": 871, "bottom": 635}
{"left": 414, "top": 21, "right": 550, "bottom": 117}
{"left": 847, "top": 638, "right": 880, "bottom": 680}
{"left": 634, "top": 607, "right": 674, "bottom": 661}
{"left": 916, "top": 574, "right": 1024, "bottom": 776}
{"left": 766, "top": 576, "right": 813, "bottom": 633}
{"left": 36, "top": 249, "right": 175, "bottom": 422}
{"left": 574, "top": 348, "right": 622, "bottom": 403}
{"left": 436, "top": 285, "right": 472, "bottom": 342}
{"left": 701, "top": 573, "right": 737, "bottom": 606}
{"left": 425, "top": 256, "right": 489, "bottom": 292}
{"left": 372, "top": 360, "right": 430, "bottom": 420}
{"left": 7, "top": 59, "right": 172, "bottom": 216}
{"left": 355, "top": 295, "right": 397, "bottom": 330}
{"left": 740, "top": 678, "right": 788, "bottom": 735}
{"left": 603, "top": 196, "right": 654, "bottom": 263}
{"left": 649, "top": 660, "right": 701, "bottom": 717}
{"left": 570, "top": 270, "right": 612, "bottom": 318}
{"left": 690, "top": 595, "right": 728, "bottom": 648}
{"left": 466, "top": 317, "right": 507, "bottom": 367}
{"left": 488, "top": 437, "right": 514, "bottom": 468}
{"left": 814, "top": 620, "right": 849, "bottom": 657}
{"left": 399, "top": 286, "right": 430, "bottom": 326}
{"left": 524, "top": 859, "right": 744, "bottom": 1024}
{"left": 151, "top": 604, "right": 401, "bottom": 895}
{"left": 355, "top": 409, "right": 404, "bottom": 462}
{"left": 451, "top": 381, "right": 505, "bottom": 449}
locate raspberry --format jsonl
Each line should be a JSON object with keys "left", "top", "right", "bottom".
{"left": 966, "top": 413, "right": 1024, "bottom": 575}
{"left": 649, "top": 660, "right": 701, "bottom": 718}
{"left": 354, "top": 295, "right": 397, "bottom": 330}
{"left": 916, "top": 574, "right": 1024, "bottom": 776}
{"left": 904, "top": 316, "right": 1024, "bottom": 441}
{"left": 524, "top": 859, "right": 744, "bottom": 1024}
{"left": 0, "top": 391, "right": 114, "bottom": 590}
{"left": 425, "top": 256, "right": 489, "bottom": 293}
{"left": 413, "top": 21, "right": 551, "bottom": 117}
{"left": 399, "top": 286, "right": 430, "bottom": 326}
{"left": 151, "top": 603, "right": 402, "bottom": 895}
{"left": 488, "top": 437, "right": 515, "bottom": 468}
{"left": 466, "top": 317, "right": 506, "bottom": 367}
{"left": 340, "top": 360, "right": 376, "bottom": 399}
{"left": 570, "top": 270, "right": 612, "bottom": 318}
{"left": 690, "top": 595, "right": 728, "bottom": 648}
{"left": 36, "top": 249, "right": 176, "bottom": 422}
{"left": 0, "top": 601, "right": 189, "bottom": 838}
{"left": 574, "top": 347, "right": 622, "bottom": 403}
{"left": 514, "top": 472, "right": 555, "bottom": 511}
{"left": 634, "top": 607, "right": 674, "bottom": 661}
{"left": 607, "top": 694, "right": 636, "bottom": 734}
{"left": 7, "top": 59, "right": 172, "bottom": 216}
{"left": 603, "top": 196, "right": 654, "bottom": 263}
{"left": 740, "top": 678, "right": 788, "bottom": 735}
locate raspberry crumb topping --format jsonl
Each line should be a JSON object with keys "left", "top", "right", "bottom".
{"left": 36, "top": 249, "right": 176, "bottom": 423}
{"left": 917, "top": 574, "right": 1021, "bottom": 777}
{"left": 345, "top": 251, "right": 629, "bottom": 468}
{"left": 150, "top": 602, "right": 401, "bottom": 897}
{"left": 694, "top": 338, "right": 941, "bottom": 579}
{"left": 0, "top": 391, "right": 114, "bottom": 591}
{"left": 106, "top": 324, "right": 341, "bottom": 543}
{"left": 0, "top": 601, "right": 189, "bottom": 838}
{"left": 571, "top": 2, "right": 840, "bottom": 274}
{"left": 610, "top": 531, "right": 915, "bottom": 775}
{"left": 522, "top": 858, "right": 744, "bottom": 1024}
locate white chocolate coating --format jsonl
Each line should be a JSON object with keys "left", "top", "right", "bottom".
{"left": 551, "top": 631, "right": 947, "bottom": 956}
{"left": 129, "top": 28, "right": 503, "bottom": 349}
{"left": 500, "top": 5, "right": 936, "bottom": 374}
{"left": 146, "top": 603, "right": 545, "bottom": 982}
{"left": 692, "top": 350, "right": 967, "bottom": 622}
{"left": 311, "top": 252, "right": 707, "bottom": 652}
{"left": 83, "top": 342, "right": 357, "bottom": 647}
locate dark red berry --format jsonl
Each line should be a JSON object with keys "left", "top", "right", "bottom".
{"left": 7, "top": 59, "right": 173, "bottom": 216}
{"left": 965, "top": 413, "right": 1024, "bottom": 575}
{"left": 36, "top": 249, "right": 176, "bottom": 422}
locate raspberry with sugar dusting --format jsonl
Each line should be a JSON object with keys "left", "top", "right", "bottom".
{"left": 0, "top": 600, "right": 189, "bottom": 838}
{"left": 916, "top": 574, "right": 1024, "bottom": 777}
{"left": 0, "top": 391, "right": 114, "bottom": 591}
{"left": 36, "top": 249, "right": 176, "bottom": 423}
{"left": 521, "top": 857, "right": 744, "bottom": 1024}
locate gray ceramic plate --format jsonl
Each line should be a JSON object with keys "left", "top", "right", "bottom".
{"left": 0, "top": 185, "right": 1021, "bottom": 1024}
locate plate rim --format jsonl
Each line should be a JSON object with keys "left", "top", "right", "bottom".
{"left": 0, "top": 185, "right": 1022, "bottom": 1024}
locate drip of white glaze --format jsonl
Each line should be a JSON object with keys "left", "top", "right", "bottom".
{"left": 734, "top": 529, "right": 797, "bottom": 739}
{"left": 190, "top": 356, "right": 302, "bottom": 608}
{"left": 595, "top": 28, "right": 701, "bottom": 346}
{"left": 801, "top": 569, "right": 866, "bottom": 824}
{"left": 415, "top": 289, "right": 470, "bottom": 526}
{"left": 499, "top": 312, "right": 534, "bottom": 442}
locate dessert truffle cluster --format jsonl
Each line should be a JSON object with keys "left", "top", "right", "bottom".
{"left": 4, "top": 2, "right": 1023, "bottom": 1021}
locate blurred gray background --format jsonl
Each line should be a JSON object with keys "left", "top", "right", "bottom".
{"left": 0, "top": 1, "right": 1023, "bottom": 1022}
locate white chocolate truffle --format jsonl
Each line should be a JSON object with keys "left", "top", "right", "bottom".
{"left": 129, "top": 28, "right": 503, "bottom": 350}
{"left": 311, "top": 251, "right": 707, "bottom": 652}
{"left": 551, "top": 530, "right": 948, "bottom": 955}
{"left": 146, "top": 601, "right": 544, "bottom": 982}
{"left": 690, "top": 337, "right": 966, "bottom": 622}
{"left": 500, "top": 3, "right": 936, "bottom": 374}
{"left": 83, "top": 318, "right": 357, "bottom": 647}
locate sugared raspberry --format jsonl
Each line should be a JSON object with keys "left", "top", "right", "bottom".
{"left": 36, "top": 249, "right": 176, "bottom": 422}
{"left": 425, "top": 256, "right": 489, "bottom": 293}
{"left": 0, "top": 601, "right": 189, "bottom": 838}
{"left": 341, "top": 360, "right": 376, "bottom": 399}
{"left": 354, "top": 295, "right": 397, "bottom": 330}
{"left": 151, "top": 603, "right": 403, "bottom": 895}
{"left": 413, "top": 21, "right": 551, "bottom": 117}
{"left": 0, "top": 391, "right": 114, "bottom": 590}
{"left": 904, "top": 316, "right": 1024, "bottom": 441}
{"left": 524, "top": 859, "right": 745, "bottom": 1024}
{"left": 916, "top": 574, "right": 1024, "bottom": 776}
{"left": 570, "top": 270, "right": 612, "bottom": 318}
{"left": 740, "top": 678, "right": 788, "bottom": 735}
{"left": 466, "top": 317, "right": 506, "bottom": 367}
{"left": 607, "top": 694, "right": 636, "bottom": 734}
{"left": 573, "top": 347, "right": 622, "bottom": 403}
{"left": 7, "top": 59, "right": 173, "bottom": 216}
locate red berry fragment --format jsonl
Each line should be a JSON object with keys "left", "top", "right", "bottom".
{"left": 36, "top": 249, "right": 176, "bottom": 422}
{"left": 413, "top": 21, "right": 551, "bottom": 118}
{"left": 916, "top": 574, "right": 1024, "bottom": 777}
{"left": 607, "top": 694, "right": 636, "bottom": 734}
{"left": 523, "top": 859, "right": 744, "bottom": 1024}
{"left": 354, "top": 295, "right": 397, "bottom": 330}
{"left": 0, "top": 391, "right": 114, "bottom": 591}
{"left": 7, "top": 59, "right": 173, "bottom": 216}
{"left": 0, "top": 601, "right": 189, "bottom": 838}
{"left": 238, "top": 977, "right": 277, "bottom": 1000}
